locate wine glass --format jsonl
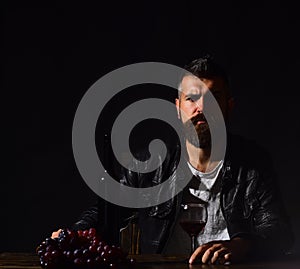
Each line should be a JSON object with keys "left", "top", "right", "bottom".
{"left": 179, "top": 203, "right": 207, "bottom": 255}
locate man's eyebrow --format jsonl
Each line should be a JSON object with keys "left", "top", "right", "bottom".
{"left": 185, "top": 93, "right": 201, "bottom": 99}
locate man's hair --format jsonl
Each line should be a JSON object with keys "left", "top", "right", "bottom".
{"left": 178, "top": 54, "right": 232, "bottom": 98}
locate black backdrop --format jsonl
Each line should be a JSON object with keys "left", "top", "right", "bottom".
{"left": 2, "top": 3, "right": 300, "bottom": 254}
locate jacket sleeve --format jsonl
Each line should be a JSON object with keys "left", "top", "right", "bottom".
{"left": 234, "top": 140, "right": 295, "bottom": 258}
{"left": 71, "top": 198, "right": 105, "bottom": 231}
{"left": 250, "top": 162, "right": 294, "bottom": 257}
{"left": 226, "top": 135, "right": 294, "bottom": 258}
{"left": 71, "top": 196, "right": 136, "bottom": 243}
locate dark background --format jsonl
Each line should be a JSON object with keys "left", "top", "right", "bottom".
{"left": 2, "top": 2, "right": 300, "bottom": 254}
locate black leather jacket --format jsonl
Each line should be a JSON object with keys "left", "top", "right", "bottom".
{"left": 73, "top": 134, "right": 294, "bottom": 258}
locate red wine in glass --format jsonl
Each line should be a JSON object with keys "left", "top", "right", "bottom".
{"left": 179, "top": 220, "right": 206, "bottom": 237}
{"left": 179, "top": 203, "right": 207, "bottom": 255}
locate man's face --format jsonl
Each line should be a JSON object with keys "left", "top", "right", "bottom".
{"left": 175, "top": 75, "right": 233, "bottom": 148}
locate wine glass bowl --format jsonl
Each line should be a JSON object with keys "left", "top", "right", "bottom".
{"left": 179, "top": 203, "right": 207, "bottom": 255}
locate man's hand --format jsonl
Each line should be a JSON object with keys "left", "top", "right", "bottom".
{"left": 51, "top": 229, "right": 62, "bottom": 239}
{"left": 189, "top": 237, "right": 252, "bottom": 264}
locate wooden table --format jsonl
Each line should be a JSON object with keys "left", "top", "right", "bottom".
{"left": 1, "top": 252, "right": 300, "bottom": 269}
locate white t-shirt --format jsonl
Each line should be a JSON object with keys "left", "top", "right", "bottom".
{"left": 187, "top": 161, "right": 230, "bottom": 246}
{"left": 163, "top": 161, "right": 230, "bottom": 255}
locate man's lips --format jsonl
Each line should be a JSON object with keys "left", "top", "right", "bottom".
{"left": 195, "top": 120, "right": 206, "bottom": 125}
{"left": 191, "top": 115, "right": 207, "bottom": 125}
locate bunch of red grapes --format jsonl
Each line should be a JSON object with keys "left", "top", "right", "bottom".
{"left": 36, "top": 228, "right": 135, "bottom": 268}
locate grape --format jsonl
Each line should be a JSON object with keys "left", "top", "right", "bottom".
{"left": 82, "top": 248, "right": 90, "bottom": 258}
{"left": 82, "top": 229, "right": 89, "bottom": 238}
{"left": 36, "top": 227, "right": 134, "bottom": 268}
{"left": 88, "top": 227, "right": 97, "bottom": 237}
{"left": 65, "top": 250, "right": 73, "bottom": 259}
{"left": 88, "top": 244, "right": 97, "bottom": 253}
{"left": 73, "top": 258, "right": 84, "bottom": 266}
{"left": 37, "top": 249, "right": 45, "bottom": 257}
{"left": 43, "top": 251, "right": 51, "bottom": 261}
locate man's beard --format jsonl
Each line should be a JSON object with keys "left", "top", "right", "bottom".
{"left": 182, "top": 114, "right": 211, "bottom": 149}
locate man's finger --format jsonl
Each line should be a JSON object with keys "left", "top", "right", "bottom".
{"left": 189, "top": 245, "right": 208, "bottom": 264}
{"left": 201, "top": 244, "right": 222, "bottom": 264}
{"left": 210, "top": 247, "right": 229, "bottom": 264}
{"left": 51, "top": 229, "right": 62, "bottom": 239}
{"left": 223, "top": 253, "right": 232, "bottom": 265}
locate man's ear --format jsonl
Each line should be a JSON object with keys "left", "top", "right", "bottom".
{"left": 175, "top": 98, "right": 180, "bottom": 119}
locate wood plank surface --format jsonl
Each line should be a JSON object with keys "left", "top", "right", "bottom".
{"left": 1, "top": 252, "right": 300, "bottom": 269}
{"left": 0, "top": 252, "right": 40, "bottom": 268}
{"left": 0, "top": 252, "right": 188, "bottom": 269}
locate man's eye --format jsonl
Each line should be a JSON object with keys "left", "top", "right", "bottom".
{"left": 186, "top": 97, "right": 194, "bottom": 102}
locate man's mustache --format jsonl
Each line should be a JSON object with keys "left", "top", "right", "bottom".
{"left": 190, "top": 114, "right": 207, "bottom": 125}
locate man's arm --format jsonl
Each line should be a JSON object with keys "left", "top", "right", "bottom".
{"left": 189, "top": 237, "right": 252, "bottom": 264}
{"left": 51, "top": 199, "right": 104, "bottom": 239}
{"left": 51, "top": 197, "right": 135, "bottom": 245}
{"left": 248, "top": 165, "right": 294, "bottom": 257}
{"left": 189, "top": 142, "right": 294, "bottom": 264}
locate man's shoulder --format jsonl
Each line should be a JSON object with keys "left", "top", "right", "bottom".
{"left": 123, "top": 141, "right": 180, "bottom": 175}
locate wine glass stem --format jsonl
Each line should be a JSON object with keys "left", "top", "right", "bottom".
{"left": 191, "top": 235, "right": 197, "bottom": 254}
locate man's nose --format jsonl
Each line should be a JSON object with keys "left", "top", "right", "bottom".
{"left": 195, "top": 97, "right": 204, "bottom": 112}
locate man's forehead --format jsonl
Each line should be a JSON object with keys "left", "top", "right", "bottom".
{"left": 180, "top": 75, "right": 207, "bottom": 95}
{"left": 180, "top": 75, "right": 226, "bottom": 95}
